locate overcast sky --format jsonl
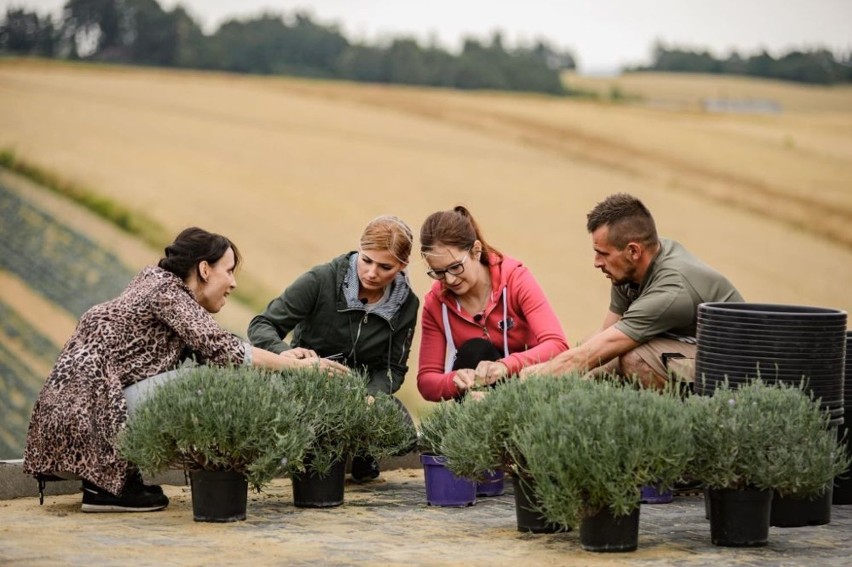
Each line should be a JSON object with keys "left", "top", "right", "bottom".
{"left": 4, "top": 0, "right": 850, "bottom": 73}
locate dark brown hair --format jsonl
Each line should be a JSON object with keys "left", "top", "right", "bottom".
{"left": 158, "top": 227, "right": 241, "bottom": 281}
{"left": 586, "top": 193, "right": 658, "bottom": 249}
{"left": 419, "top": 206, "right": 500, "bottom": 266}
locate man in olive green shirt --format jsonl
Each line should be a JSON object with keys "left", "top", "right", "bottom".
{"left": 523, "top": 193, "right": 742, "bottom": 388}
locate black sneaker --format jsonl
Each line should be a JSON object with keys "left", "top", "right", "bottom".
{"left": 81, "top": 479, "right": 169, "bottom": 513}
{"left": 350, "top": 455, "right": 380, "bottom": 483}
{"left": 127, "top": 468, "right": 164, "bottom": 495}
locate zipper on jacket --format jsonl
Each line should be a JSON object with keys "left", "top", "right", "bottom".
{"left": 348, "top": 313, "right": 367, "bottom": 361}
{"left": 399, "top": 327, "right": 414, "bottom": 364}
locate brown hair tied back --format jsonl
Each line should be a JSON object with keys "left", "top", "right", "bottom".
{"left": 420, "top": 205, "right": 500, "bottom": 266}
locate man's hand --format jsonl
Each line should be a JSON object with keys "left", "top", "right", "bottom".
{"left": 519, "top": 361, "right": 547, "bottom": 380}
{"left": 519, "top": 351, "right": 578, "bottom": 379}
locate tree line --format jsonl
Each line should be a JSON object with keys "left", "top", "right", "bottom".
{"left": 632, "top": 41, "right": 852, "bottom": 85}
{"left": 3, "top": 3, "right": 848, "bottom": 90}
{"left": 0, "top": 0, "right": 574, "bottom": 95}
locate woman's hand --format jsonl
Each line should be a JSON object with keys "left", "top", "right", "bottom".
{"left": 311, "top": 357, "right": 351, "bottom": 376}
{"left": 276, "top": 351, "right": 350, "bottom": 375}
{"left": 474, "top": 361, "right": 508, "bottom": 386}
{"left": 281, "top": 347, "right": 318, "bottom": 360}
{"left": 467, "top": 390, "right": 487, "bottom": 402}
{"left": 452, "top": 368, "right": 476, "bottom": 392}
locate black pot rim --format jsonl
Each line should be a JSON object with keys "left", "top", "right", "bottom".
{"left": 699, "top": 302, "right": 847, "bottom": 317}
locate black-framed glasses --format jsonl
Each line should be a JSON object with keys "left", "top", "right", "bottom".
{"left": 425, "top": 253, "right": 469, "bottom": 280}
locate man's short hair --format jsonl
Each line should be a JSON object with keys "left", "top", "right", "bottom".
{"left": 586, "top": 193, "right": 658, "bottom": 249}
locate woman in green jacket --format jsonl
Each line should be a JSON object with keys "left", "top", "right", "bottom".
{"left": 248, "top": 215, "right": 419, "bottom": 481}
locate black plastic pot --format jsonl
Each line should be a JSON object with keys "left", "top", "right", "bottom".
{"left": 190, "top": 470, "right": 248, "bottom": 522}
{"left": 696, "top": 302, "right": 847, "bottom": 319}
{"left": 579, "top": 506, "right": 640, "bottom": 553}
{"left": 291, "top": 458, "right": 347, "bottom": 508}
{"left": 835, "top": 423, "right": 852, "bottom": 504}
{"left": 708, "top": 487, "right": 772, "bottom": 547}
{"left": 694, "top": 340, "right": 844, "bottom": 358}
{"left": 771, "top": 486, "right": 832, "bottom": 527}
{"left": 833, "top": 331, "right": 852, "bottom": 504}
{"left": 695, "top": 303, "right": 847, "bottom": 427}
{"left": 511, "top": 474, "right": 564, "bottom": 533}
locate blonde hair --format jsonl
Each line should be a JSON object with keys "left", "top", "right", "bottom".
{"left": 360, "top": 215, "right": 414, "bottom": 264}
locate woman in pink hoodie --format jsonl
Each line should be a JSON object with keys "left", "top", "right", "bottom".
{"left": 417, "top": 206, "right": 569, "bottom": 401}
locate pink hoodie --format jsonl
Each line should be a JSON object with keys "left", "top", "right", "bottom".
{"left": 416, "top": 253, "right": 569, "bottom": 401}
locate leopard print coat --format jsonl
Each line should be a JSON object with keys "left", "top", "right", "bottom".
{"left": 23, "top": 266, "right": 247, "bottom": 495}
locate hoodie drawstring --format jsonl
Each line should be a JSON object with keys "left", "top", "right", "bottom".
{"left": 442, "top": 288, "right": 509, "bottom": 372}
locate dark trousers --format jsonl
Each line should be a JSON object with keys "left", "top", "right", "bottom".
{"left": 452, "top": 338, "right": 503, "bottom": 401}
{"left": 452, "top": 337, "right": 502, "bottom": 371}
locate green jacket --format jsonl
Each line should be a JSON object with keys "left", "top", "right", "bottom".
{"left": 248, "top": 252, "right": 419, "bottom": 394}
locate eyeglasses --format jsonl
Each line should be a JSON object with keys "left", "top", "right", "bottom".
{"left": 426, "top": 253, "right": 468, "bottom": 280}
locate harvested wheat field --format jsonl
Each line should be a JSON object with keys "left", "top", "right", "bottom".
{"left": 1, "top": 58, "right": 851, "bottom": 415}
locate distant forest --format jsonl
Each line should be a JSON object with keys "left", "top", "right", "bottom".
{"left": 0, "top": 0, "right": 574, "bottom": 94}
{"left": 1, "top": 1, "right": 850, "bottom": 91}
{"left": 634, "top": 41, "right": 851, "bottom": 85}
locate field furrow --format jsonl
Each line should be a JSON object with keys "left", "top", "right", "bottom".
{"left": 0, "top": 183, "right": 135, "bottom": 317}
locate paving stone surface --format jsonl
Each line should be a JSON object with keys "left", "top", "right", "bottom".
{"left": 1, "top": 468, "right": 850, "bottom": 566}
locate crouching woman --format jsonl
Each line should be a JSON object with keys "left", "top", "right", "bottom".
{"left": 23, "top": 227, "right": 345, "bottom": 512}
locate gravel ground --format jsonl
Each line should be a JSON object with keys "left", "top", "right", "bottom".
{"left": 1, "top": 468, "right": 850, "bottom": 567}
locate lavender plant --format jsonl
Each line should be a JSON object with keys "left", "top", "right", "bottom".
{"left": 516, "top": 379, "right": 693, "bottom": 528}
{"left": 119, "top": 364, "right": 314, "bottom": 491}
{"left": 277, "top": 367, "right": 416, "bottom": 477}
{"left": 687, "top": 379, "right": 850, "bottom": 495}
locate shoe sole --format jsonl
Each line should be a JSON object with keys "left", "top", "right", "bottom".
{"left": 81, "top": 503, "right": 168, "bottom": 513}
{"left": 350, "top": 474, "right": 380, "bottom": 484}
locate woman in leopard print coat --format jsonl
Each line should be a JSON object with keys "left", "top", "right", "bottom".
{"left": 23, "top": 227, "right": 345, "bottom": 497}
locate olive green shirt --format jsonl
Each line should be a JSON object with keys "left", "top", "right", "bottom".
{"left": 611, "top": 239, "right": 743, "bottom": 343}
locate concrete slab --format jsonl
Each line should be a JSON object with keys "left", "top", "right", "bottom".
{"left": 0, "top": 455, "right": 421, "bottom": 501}
{"left": 1, "top": 467, "right": 850, "bottom": 566}
{"left": 0, "top": 459, "right": 185, "bottom": 500}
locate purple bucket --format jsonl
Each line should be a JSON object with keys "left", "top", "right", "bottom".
{"left": 640, "top": 484, "right": 673, "bottom": 504}
{"left": 421, "top": 454, "right": 476, "bottom": 507}
{"left": 476, "top": 469, "right": 505, "bottom": 497}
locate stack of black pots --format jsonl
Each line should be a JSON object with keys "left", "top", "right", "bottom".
{"left": 694, "top": 302, "right": 847, "bottom": 426}
{"left": 833, "top": 331, "right": 852, "bottom": 505}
